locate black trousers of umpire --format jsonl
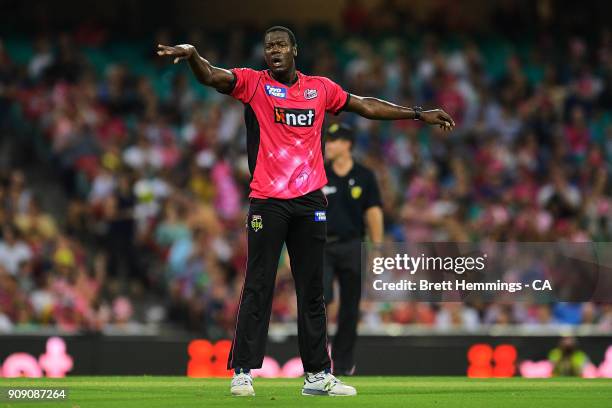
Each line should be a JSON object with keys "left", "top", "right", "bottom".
{"left": 323, "top": 238, "right": 362, "bottom": 374}
{"left": 227, "top": 189, "right": 331, "bottom": 373}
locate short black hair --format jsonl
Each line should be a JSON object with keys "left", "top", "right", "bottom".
{"left": 264, "top": 26, "right": 297, "bottom": 46}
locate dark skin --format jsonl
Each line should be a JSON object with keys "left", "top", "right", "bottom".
{"left": 157, "top": 30, "right": 455, "bottom": 129}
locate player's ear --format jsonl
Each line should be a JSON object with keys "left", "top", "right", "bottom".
{"left": 293, "top": 45, "right": 298, "bottom": 57}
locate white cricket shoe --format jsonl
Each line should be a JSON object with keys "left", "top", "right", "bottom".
{"left": 302, "top": 370, "right": 357, "bottom": 396}
{"left": 230, "top": 369, "right": 255, "bottom": 396}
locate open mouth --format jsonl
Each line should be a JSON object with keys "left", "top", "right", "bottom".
{"left": 271, "top": 56, "right": 283, "bottom": 67}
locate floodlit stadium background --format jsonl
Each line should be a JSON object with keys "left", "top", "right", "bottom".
{"left": 1, "top": 0, "right": 612, "bottom": 377}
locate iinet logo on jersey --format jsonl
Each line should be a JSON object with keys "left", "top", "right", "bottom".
{"left": 274, "top": 107, "right": 315, "bottom": 127}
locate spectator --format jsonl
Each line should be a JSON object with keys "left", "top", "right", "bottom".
{"left": 0, "top": 225, "right": 33, "bottom": 276}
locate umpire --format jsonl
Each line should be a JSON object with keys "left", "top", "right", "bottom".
{"left": 322, "top": 123, "right": 383, "bottom": 376}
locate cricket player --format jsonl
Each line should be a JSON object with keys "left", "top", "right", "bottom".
{"left": 157, "top": 25, "right": 454, "bottom": 396}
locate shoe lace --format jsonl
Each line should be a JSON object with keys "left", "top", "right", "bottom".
{"left": 232, "top": 374, "right": 252, "bottom": 387}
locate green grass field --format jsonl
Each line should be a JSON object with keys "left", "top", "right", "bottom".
{"left": 1, "top": 376, "right": 611, "bottom": 408}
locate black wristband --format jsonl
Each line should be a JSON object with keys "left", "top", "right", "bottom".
{"left": 412, "top": 106, "right": 423, "bottom": 121}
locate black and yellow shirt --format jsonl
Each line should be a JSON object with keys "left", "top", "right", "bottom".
{"left": 323, "top": 162, "right": 382, "bottom": 240}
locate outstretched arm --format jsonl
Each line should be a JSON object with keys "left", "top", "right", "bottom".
{"left": 157, "top": 44, "right": 235, "bottom": 93}
{"left": 345, "top": 94, "right": 455, "bottom": 130}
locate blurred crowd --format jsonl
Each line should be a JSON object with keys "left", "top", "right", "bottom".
{"left": 1, "top": 1, "right": 612, "bottom": 335}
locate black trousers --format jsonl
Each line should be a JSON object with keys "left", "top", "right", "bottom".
{"left": 323, "top": 238, "right": 362, "bottom": 373}
{"left": 227, "top": 189, "right": 331, "bottom": 373}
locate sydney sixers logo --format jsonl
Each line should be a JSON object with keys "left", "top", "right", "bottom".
{"left": 288, "top": 163, "right": 312, "bottom": 196}
{"left": 304, "top": 89, "right": 318, "bottom": 99}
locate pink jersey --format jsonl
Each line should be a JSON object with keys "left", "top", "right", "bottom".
{"left": 224, "top": 68, "right": 349, "bottom": 199}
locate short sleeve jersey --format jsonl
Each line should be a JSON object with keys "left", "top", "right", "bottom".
{"left": 224, "top": 68, "right": 349, "bottom": 199}
{"left": 323, "top": 162, "right": 382, "bottom": 239}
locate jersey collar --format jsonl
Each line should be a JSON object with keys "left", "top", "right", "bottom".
{"left": 266, "top": 70, "right": 302, "bottom": 89}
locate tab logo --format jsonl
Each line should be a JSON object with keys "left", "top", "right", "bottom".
{"left": 265, "top": 85, "right": 287, "bottom": 98}
{"left": 314, "top": 211, "right": 327, "bottom": 222}
{"left": 274, "top": 107, "right": 316, "bottom": 127}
